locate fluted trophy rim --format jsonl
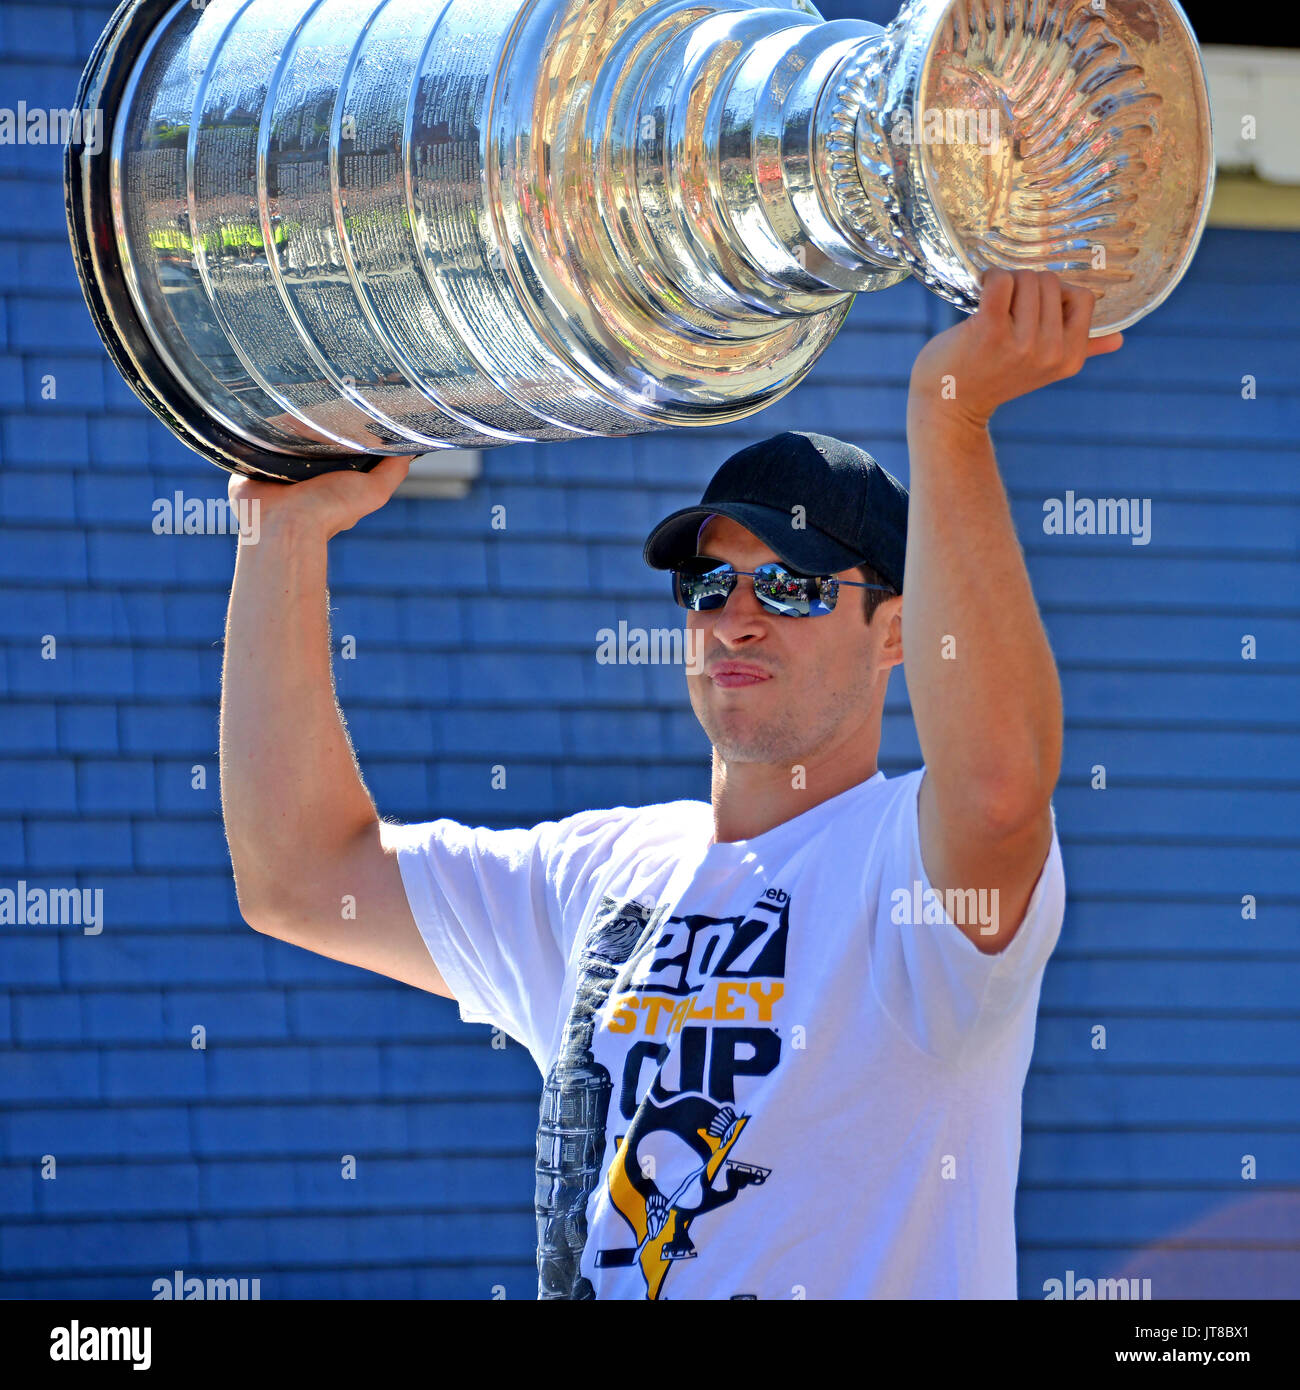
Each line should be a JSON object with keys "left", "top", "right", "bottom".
{"left": 64, "top": 0, "right": 377, "bottom": 480}
{"left": 876, "top": 0, "right": 1216, "bottom": 335}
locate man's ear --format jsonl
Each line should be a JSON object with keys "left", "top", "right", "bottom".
{"left": 875, "top": 595, "right": 904, "bottom": 668}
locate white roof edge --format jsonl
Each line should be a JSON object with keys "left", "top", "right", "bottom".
{"left": 1200, "top": 45, "right": 1300, "bottom": 184}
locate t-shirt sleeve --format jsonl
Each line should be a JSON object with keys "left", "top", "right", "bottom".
{"left": 380, "top": 815, "right": 572, "bottom": 1066}
{"left": 865, "top": 768, "right": 1066, "bottom": 1061}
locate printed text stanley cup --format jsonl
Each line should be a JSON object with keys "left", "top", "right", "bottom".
{"left": 67, "top": 0, "right": 1213, "bottom": 478}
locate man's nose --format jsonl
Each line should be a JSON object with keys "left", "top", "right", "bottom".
{"left": 711, "top": 575, "right": 769, "bottom": 642}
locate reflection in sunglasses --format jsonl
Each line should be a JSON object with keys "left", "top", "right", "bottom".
{"left": 673, "top": 560, "right": 890, "bottom": 618}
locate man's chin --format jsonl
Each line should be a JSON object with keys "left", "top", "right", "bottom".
{"left": 699, "top": 714, "right": 795, "bottom": 765}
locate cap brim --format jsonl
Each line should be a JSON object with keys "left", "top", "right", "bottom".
{"left": 643, "top": 501, "right": 866, "bottom": 574}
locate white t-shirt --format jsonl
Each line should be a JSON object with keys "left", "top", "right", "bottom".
{"left": 385, "top": 766, "right": 1065, "bottom": 1300}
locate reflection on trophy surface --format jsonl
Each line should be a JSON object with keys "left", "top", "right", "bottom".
{"left": 66, "top": 0, "right": 1213, "bottom": 478}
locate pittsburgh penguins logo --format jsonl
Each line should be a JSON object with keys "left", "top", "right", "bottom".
{"left": 595, "top": 1094, "right": 770, "bottom": 1299}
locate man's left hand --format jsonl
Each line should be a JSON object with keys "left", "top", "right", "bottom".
{"left": 909, "top": 268, "right": 1124, "bottom": 430}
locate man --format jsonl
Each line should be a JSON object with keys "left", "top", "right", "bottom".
{"left": 220, "top": 269, "right": 1123, "bottom": 1299}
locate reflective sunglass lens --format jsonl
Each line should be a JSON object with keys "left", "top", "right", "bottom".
{"left": 753, "top": 564, "right": 819, "bottom": 616}
{"left": 693, "top": 589, "right": 729, "bottom": 611}
{"left": 676, "top": 565, "right": 736, "bottom": 610}
{"left": 674, "top": 562, "right": 838, "bottom": 616}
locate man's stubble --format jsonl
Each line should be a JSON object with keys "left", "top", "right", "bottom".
{"left": 689, "top": 648, "right": 875, "bottom": 768}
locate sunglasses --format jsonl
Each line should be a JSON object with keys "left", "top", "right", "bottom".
{"left": 672, "top": 559, "right": 895, "bottom": 618}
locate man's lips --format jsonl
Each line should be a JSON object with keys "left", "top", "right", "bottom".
{"left": 707, "top": 662, "right": 773, "bottom": 688}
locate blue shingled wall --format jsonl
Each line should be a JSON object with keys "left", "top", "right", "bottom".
{"left": 1, "top": 0, "right": 1298, "bottom": 1299}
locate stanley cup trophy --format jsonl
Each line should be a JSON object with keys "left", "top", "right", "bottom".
{"left": 66, "top": 0, "right": 1213, "bottom": 480}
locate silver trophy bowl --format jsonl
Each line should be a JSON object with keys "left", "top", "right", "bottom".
{"left": 66, "top": 0, "right": 1214, "bottom": 479}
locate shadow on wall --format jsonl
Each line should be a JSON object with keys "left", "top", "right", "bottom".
{"left": 1113, "top": 1195, "right": 1300, "bottom": 1299}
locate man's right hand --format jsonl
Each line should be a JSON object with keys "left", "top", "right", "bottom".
{"left": 228, "top": 454, "right": 417, "bottom": 540}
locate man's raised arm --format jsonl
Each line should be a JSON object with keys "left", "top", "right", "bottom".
{"left": 902, "top": 269, "right": 1124, "bottom": 954}
{"left": 218, "top": 456, "right": 453, "bottom": 996}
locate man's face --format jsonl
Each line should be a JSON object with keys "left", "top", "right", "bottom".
{"left": 683, "top": 516, "right": 902, "bottom": 766}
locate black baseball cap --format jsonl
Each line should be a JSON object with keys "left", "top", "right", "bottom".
{"left": 642, "top": 430, "right": 909, "bottom": 592}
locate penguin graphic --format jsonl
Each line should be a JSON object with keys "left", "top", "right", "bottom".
{"left": 596, "top": 1093, "right": 770, "bottom": 1299}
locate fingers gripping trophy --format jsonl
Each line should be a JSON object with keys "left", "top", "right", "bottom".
{"left": 66, "top": 0, "right": 1213, "bottom": 480}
